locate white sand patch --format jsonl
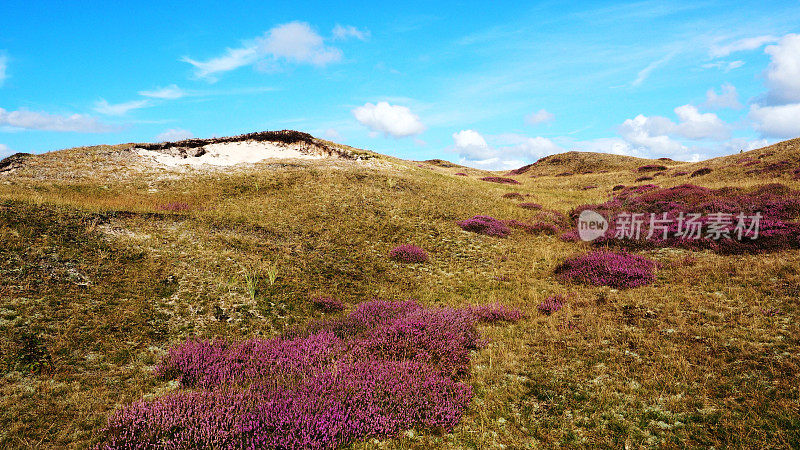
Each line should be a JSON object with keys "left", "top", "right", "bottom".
{"left": 137, "top": 140, "right": 325, "bottom": 167}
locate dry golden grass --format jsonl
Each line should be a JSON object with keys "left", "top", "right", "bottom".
{"left": 0, "top": 137, "right": 799, "bottom": 448}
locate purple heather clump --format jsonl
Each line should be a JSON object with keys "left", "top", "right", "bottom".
{"left": 102, "top": 299, "right": 523, "bottom": 448}
{"left": 312, "top": 296, "right": 345, "bottom": 312}
{"left": 518, "top": 202, "right": 543, "bottom": 210}
{"left": 480, "top": 176, "right": 520, "bottom": 184}
{"left": 555, "top": 250, "right": 657, "bottom": 289}
{"left": 389, "top": 244, "right": 429, "bottom": 263}
{"left": 537, "top": 295, "right": 565, "bottom": 315}
{"left": 635, "top": 176, "right": 654, "bottom": 182}
{"left": 690, "top": 167, "right": 713, "bottom": 177}
{"left": 612, "top": 184, "right": 625, "bottom": 191}
{"left": 568, "top": 183, "right": 800, "bottom": 254}
{"left": 455, "top": 172, "right": 468, "bottom": 176}
{"left": 469, "top": 302, "right": 526, "bottom": 323}
{"left": 637, "top": 164, "right": 668, "bottom": 172}
{"left": 158, "top": 201, "right": 191, "bottom": 212}
{"left": 457, "top": 215, "right": 511, "bottom": 237}
{"left": 672, "top": 171, "right": 689, "bottom": 176}
{"left": 502, "top": 192, "right": 525, "bottom": 200}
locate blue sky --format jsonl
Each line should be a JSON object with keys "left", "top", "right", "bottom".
{"left": 2, "top": 0, "right": 800, "bottom": 169}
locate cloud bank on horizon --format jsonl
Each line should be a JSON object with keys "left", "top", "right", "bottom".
{"left": 1, "top": 1, "right": 800, "bottom": 169}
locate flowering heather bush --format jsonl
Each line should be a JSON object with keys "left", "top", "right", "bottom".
{"left": 566, "top": 183, "right": 800, "bottom": 254}
{"left": 454, "top": 172, "right": 467, "bottom": 176}
{"left": 457, "top": 215, "right": 511, "bottom": 237}
{"left": 612, "top": 184, "right": 625, "bottom": 191}
{"left": 389, "top": 244, "right": 429, "bottom": 263}
{"left": 158, "top": 201, "right": 191, "bottom": 212}
{"left": 312, "top": 296, "right": 345, "bottom": 312}
{"left": 538, "top": 295, "right": 565, "bottom": 315}
{"left": 479, "top": 176, "right": 520, "bottom": 184}
{"left": 657, "top": 157, "right": 673, "bottom": 161}
{"left": 635, "top": 176, "right": 654, "bottom": 182}
{"left": 518, "top": 202, "right": 543, "bottom": 210}
{"left": 672, "top": 171, "right": 689, "bottom": 176}
{"left": 690, "top": 167, "right": 712, "bottom": 177}
{"left": 469, "top": 303, "right": 526, "bottom": 323}
{"left": 637, "top": 164, "right": 668, "bottom": 172}
{"left": 502, "top": 192, "right": 525, "bottom": 200}
{"left": 102, "top": 299, "right": 523, "bottom": 448}
{"left": 554, "top": 250, "right": 657, "bottom": 289}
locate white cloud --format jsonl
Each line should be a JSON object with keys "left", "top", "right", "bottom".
{"left": 673, "top": 105, "right": 729, "bottom": 140}
{"left": 764, "top": 33, "right": 800, "bottom": 103}
{"left": 0, "top": 143, "right": 12, "bottom": 159}
{"left": 452, "top": 129, "right": 492, "bottom": 159}
{"left": 139, "top": 84, "right": 187, "bottom": 99}
{"left": 702, "top": 83, "right": 741, "bottom": 110}
{"left": 156, "top": 128, "right": 194, "bottom": 142}
{"left": 259, "top": 22, "right": 342, "bottom": 65}
{"left": 525, "top": 109, "right": 554, "bottom": 125}
{"left": 0, "top": 108, "right": 114, "bottom": 132}
{"left": 0, "top": 54, "right": 7, "bottom": 87}
{"left": 710, "top": 35, "right": 778, "bottom": 57}
{"left": 94, "top": 98, "right": 151, "bottom": 116}
{"left": 632, "top": 51, "right": 675, "bottom": 87}
{"left": 727, "top": 60, "right": 745, "bottom": 71}
{"left": 616, "top": 105, "right": 728, "bottom": 155}
{"left": 332, "top": 24, "right": 370, "bottom": 41}
{"left": 618, "top": 115, "right": 687, "bottom": 155}
{"left": 183, "top": 22, "right": 345, "bottom": 80}
{"left": 452, "top": 130, "right": 563, "bottom": 169}
{"left": 352, "top": 102, "right": 425, "bottom": 138}
{"left": 750, "top": 103, "right": 800, "bottom": 138}
{"left": 182, "top": 47, "right": 260, "bottom": 81}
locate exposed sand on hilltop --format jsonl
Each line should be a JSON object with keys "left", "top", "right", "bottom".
{"left": 137, "top": 141, "right": 326, "bottom": 167}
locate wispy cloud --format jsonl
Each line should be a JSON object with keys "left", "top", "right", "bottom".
{"left": 525, "top": 109, "right": 554, "bottom": 125}
{"left": 183, "top": 22, "right": 346, "bottom": 81}
{"left": 155, "top": 128, "right": 194, "bottom": 142}
{"left": 139, "top": 84, "right": 187, "bottom": 99}
{"left": 0, "top": 53, "right": 7, "bottom": 88}
{"left": 0, "top": 107, "right": 114, "bottom": 132}
{"left": 632, "top": 51, "right": 677, "bottom": 87}
{"left": 332, "top": 24, "right": 370, "bottom": 41}
{"left": 93, "top": 98, "right": 151, "bottom": 116}
{"left": 710, "top": 35, "right": 778, "bottom": 58}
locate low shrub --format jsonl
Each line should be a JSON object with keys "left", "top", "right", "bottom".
{"left": 102, "top": 300, "right": 524, "bottom": 448}
{"left": 582, "top": 185, "right": 598, "bottom": 190}
{"left": 502, "top": 192, "right": 525, "bottom": 200}
{"left": 672, "top": 171, "right": 689, "bottom": 176}
{"left": 537, "top": 295, "right": 565, "bottom": 315}
{"left": 635, "top": 176, "right": 654, "bottom": 182}
{"left": 454, "top": 172, "right": 467, "bottom": 176}
{"left": 457, "top": 215, "right": 511, "bottom": 237}
{"left": 312, "top": 296, "right": 345, "bottom": 312}
{"left": 480, "top": 176, "right": 520, "bottom": 184}
{"left": 389, "top": 244, "right": 429, "bottom": 263}
{"left": 637, "top": 164, "right": 668, "bottom": 172}
{"left": 612, "top": 185, "right": 625, "bottom": 191}
{"left": 690, "top": 167, "right": 712, "bottom": 177}
{"left": 554, "top": 250, "right": 657, "bottom": 288}
{"left": 158, "top": 201, "right": 191, "bottom": 212}
{"left": 518, "top": 202, "right": 542, "bottom": 210}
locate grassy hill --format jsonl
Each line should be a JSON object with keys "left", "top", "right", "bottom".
{"left": 1, "top": 134, "right": 799, "bottom": 448}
